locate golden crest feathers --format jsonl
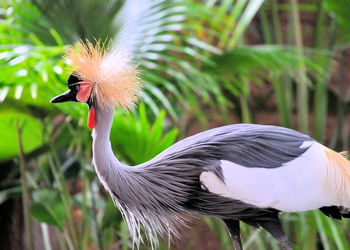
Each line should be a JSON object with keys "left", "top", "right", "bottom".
{"left": 65, "top": 40, "right": 142, "bottom": 110}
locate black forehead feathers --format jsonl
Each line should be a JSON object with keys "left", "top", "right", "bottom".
{"left": 67, "top": 73, "right": 83, "bottom": 87}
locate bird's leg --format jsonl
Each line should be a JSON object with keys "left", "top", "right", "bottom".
{"left": 259, "top": 219, "right": 293, "bottom": 250}
{"left": 223, "top": 219, "right": 243, "bottom": 250}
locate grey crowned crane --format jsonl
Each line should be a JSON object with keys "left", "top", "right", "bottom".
{"left": 51, "top": 41, "right": 350, "bottom": 250}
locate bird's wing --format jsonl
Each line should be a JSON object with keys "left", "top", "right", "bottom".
{"left": 182, "top": 124, "right": 350, "bottom": 212}
{"left": 199, "top": 141, "right": 334, "bottom": 212}
{"left": 153, "top": 124, "right": 345, "bottom": 212}
{"left": 155, "top": 123, "right": 314, "bottom": 169}
{"left": 143, "top": 124, "right": 350, "bottom": 212}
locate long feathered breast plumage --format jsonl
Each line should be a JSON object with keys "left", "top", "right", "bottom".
{"left": 64, "top": 40, "right": 142, "bottom": 110}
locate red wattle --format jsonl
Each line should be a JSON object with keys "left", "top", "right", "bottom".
{"left": 88, "top": 106, "right": 95, "bottom": 129}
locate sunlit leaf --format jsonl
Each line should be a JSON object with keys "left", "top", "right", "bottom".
{"left": 110, "top": 103, "right": 178, "bottom": 165}
{"left": 0, "top": 111, "right": 43, "bottom": 162}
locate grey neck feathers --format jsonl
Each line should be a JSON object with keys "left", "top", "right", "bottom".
{"left": 90, "top": 105, "right": 181, "bottom": 248}
{"left": 92, "top": 105, "right": 121, "bottom": 170}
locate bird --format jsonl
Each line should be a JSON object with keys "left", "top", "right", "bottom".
{"left": 51, "top": 41, "right": 350, "bottom": 250}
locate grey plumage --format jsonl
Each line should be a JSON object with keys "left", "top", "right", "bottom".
{"left": 50, "top": 48, "right": 350, "bottom": 250}
{"left": 91, "top": 106, "right": 313, "bottom": 247}
{"left": 154, "top": 123, "right": 313, "bottom": 170}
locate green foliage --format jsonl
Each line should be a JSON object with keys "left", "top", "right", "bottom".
{"left": 1, "top": 0, "right": 350, "bottom": 249}
{"left": 100, "top": 197, "right": 123, "bottom": 230}
{"left": 0, "top": 112, "right": 42, "bottom": 161}
{"left": 0, "top": 43, "right": 66, "bottom": 105}
{"left": 324, "top": 0, "right": 350, "bottom": 45}
{"left": 208, "top": 45, "right": 327, "bottom": 87}
{"left": 30, "top": 188, "right": 66, "bottom": 228}
{"left": 111, "top": 103, "right": 178, "bottom": 165}
{"left": 29, "top": 0, "right": 125, "bottom": 44}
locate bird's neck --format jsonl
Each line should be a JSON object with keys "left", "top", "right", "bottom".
{"left": 91, "top": 105, "right": 125, "bottom": 177}
{"left": 90, "top": 105, "right": 184, "bottom": 246}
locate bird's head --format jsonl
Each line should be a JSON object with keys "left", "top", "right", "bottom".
{"left": 51, "top": 73, "right": 96, "bottom": 129}
{"left": 51, "top": 40, "right": 142, "bottom": 129}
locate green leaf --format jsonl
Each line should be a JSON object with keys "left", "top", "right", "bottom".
{"left": 324, "top": 0, "right": 350, "bottom": 45}
{"left": 110, "top": 105, "right": 178, "bottom": 165}
{"left": 30, "top": 203, "right": 60, "bottom": 226}
{"left": 230, "top": 0, "right": 264, "bottom": 47}
{"left": 30, "top": 188, "right": 66, "bottom": 228}
{"left": 207, "top": 45, "right": 328, "bottom": 82}
{"left": 0, "top": 111, "right": 43, "bottom": 162}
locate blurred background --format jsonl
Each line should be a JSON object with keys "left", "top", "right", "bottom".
{"left": 0, "top": 0, "right": 349, "bottom": 249}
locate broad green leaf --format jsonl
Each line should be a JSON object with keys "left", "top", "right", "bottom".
{"left": 30, "top": 203, "right": 60, "bottom": 227}
{"left": 0, "top": 111, "right": 43, "bottom": 162}
{"left": 30, "top": 188, "right": 66, "bottom": 228}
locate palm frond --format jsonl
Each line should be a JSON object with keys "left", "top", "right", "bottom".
{"left": 2, "top": 0, "right": 271, "bottom": 122}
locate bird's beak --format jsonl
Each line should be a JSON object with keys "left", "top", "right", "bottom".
{"left": 50, "top": 90, "right": 76, "bottom": 103}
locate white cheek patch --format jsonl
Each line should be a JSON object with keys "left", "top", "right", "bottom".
{"left": 76, "top": 82, "right": 92, "bottom": 102}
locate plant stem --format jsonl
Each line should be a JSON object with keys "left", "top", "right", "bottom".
{"left": 311, "top": 0, "right": 324, "bottom": 48}
{"left": 90, "top": 181, "right": 103, "bottom": 250}
{"left": 49, "top": 144, "right": 80, "bottom": 250}
{"left": 240, "top": 86, "right": 251, "bottom": 123}
{"left": 270, "top": 0, "right": 292, "bottom": 127}
{"left": 260, "top": 3, "right": 272, "bottom": 44}
{"left": 55, "top": 228, "right": 67, "bottom": 250}
{"left": 271, "top": 0, "right": 282, "bottom": 44}
{"left": 81, "top": 166, "right": 88, "bottom": 250}
{"left": 330, "top": 51, "right": 346, "bottom": 149}
{"left": 290, "top": 0, "right": 308, "bottom": 133}
{"left": 312, "top": 0, "right": 327, "bottom": 142}
{"left": 273, "top": 76, "right": 291, "bottom": 127}
{"left": 63, "top": 227, "right": 75, "bottom": 250}
{"left": 16, "top": 120, "right": 35, "bottom": 250}
{"left": 313, "top": 76, "right": 328, "bottom": 142}
{"left": 41, "top": 223, "right": 52, "bottom": 250}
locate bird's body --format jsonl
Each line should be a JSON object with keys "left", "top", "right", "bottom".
{"left": 51, "top": 41, "right": 350, "bottom": 249}
{"left": 91, "top": 105, "right": 350, "bottom": 248}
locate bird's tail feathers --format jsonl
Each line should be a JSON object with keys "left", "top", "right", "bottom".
{"left": 340, "top": 206, "right": 350, "bottom": 218}
{"left": 319, "top": 205, "right": 350, "bottom": 220}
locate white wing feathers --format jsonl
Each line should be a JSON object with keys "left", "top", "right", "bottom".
{"left": 200, "top": 142, "right": 341, "bottom": 212}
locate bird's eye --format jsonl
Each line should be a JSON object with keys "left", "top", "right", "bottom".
{"left": 75, "top": 85, "right": 80, "bottom": 91}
